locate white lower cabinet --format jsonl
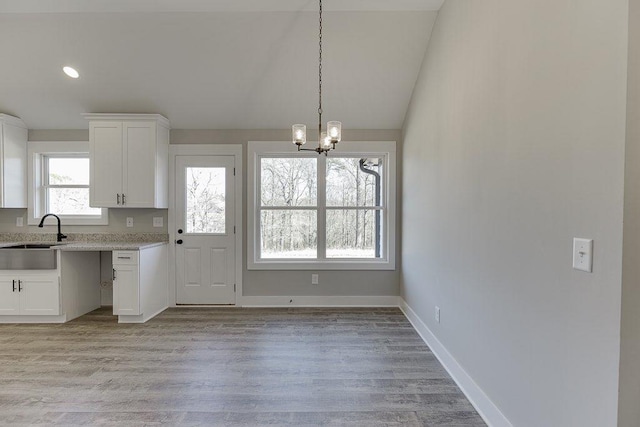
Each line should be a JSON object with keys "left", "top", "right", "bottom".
{"left": 0, "top": 273, "right": 59, "bottom": 315}
{"left": 112, "top": 246, "right": 168, "bottom": 323}
{"left": 113, "top": 251, "right": 140, "bottom": 316}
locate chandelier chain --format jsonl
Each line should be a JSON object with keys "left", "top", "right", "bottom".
{"left": 318, "top": 0, "right": 323, "bottom": 135}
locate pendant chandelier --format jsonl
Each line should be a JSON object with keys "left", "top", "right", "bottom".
{"left": 292, "top": 0, "right": 342, "bottom": 155}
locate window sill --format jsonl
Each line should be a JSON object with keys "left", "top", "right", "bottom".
{"left": 248, "top": 259, "right": 395, "bottom": 271}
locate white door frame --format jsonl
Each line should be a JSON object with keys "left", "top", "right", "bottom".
{"left": 168, "top": 144, "right": 243, "bottom": 306}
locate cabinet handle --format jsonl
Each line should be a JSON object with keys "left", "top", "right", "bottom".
{"left": 122, "top": 194, "right": 126, "bottom": 205}
{"left": 117, "top": 256, "right": 131, "bottom": 260}
{"left": 18, "top": 280, "right": 22, "bottom": 292}
{"left": 112, "top": 268, "right": 116, "bottom": 281}
{"left": 117, "top": 194, "right": 121, "bottom": 205}
{"left": 12, "top": 279, "right": 16, "bottom": 292}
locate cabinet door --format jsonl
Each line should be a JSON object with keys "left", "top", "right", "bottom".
{"left": 1, "top": 122, "right": 27, "bottom": 208}
{"left": 123, "top": 121, "right": 156, "bottom": 207}
{"left": 90, "top": 121, "right": 123, "bottom": 207}
{"left": 113, "top": 264, "right": 140, "bottom": 315}
{"left": 0, "top": 277, "right": 20, "bottom": 315}
{"left": 19, "top": 276, "right": 60, "bottom": 315}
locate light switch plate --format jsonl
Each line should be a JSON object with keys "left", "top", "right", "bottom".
{"left": 126, "top": 217, "right": 134, "bottom": 228}
{"left": 311, "top": 274, "right": 319, "bottom": 285}
{"left": 16, "top": 217, "right": 23, "bottom": 227}
{"left": 153, "top": 217, "right": 163, "bottom": 227}
{"left": 573, "top": 238, "right": 593, "bottom": 273}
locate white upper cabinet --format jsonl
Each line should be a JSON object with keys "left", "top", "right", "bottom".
{"left": 85, "top": 114, "right": 169, "bottom": 208}
{"left": 0, "top": 114, "right": 27, "bottom": 208}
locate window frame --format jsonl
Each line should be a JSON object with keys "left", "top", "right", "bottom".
{"left": 28, "top": 141, "right": 108, "bottom": 226}
{"left": 247, "top": 141, "right": 396, "bottom": 270}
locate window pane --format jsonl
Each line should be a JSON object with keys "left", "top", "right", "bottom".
{"left": 261, "top": 158, "right": 317, "bottom": 206}
{"left": 261, "top": 210, "right": 317, "bottom": 258}
{"left": 326, "top": 209, "right": 382, "bottom": 258}
{"left": 326, "top": 158, "right": 383, "bottom": 207}
{"left": 48, "top": 188, "right": 101, "bottom": 215}
{"left": 186, "top": 167, "right": 225, "bottom": 234}
{"left": 48, "top": 158, "right": 90, "bottom": 185}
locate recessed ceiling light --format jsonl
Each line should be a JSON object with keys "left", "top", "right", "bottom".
{"left": 63, "top": 66, "right": 79, "bottom": 79}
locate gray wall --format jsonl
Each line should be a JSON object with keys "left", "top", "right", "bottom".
{"left": 401, "top": 1, "right": 628, "bottom": 426}
{"left": 171, "top": 129, "right": 402, "bottom": 297}
{"left": 619, "top": 1, "right": 640, "bottom": 425}
{"left": 22, "top": 128, "right": 402, "bottom": 297}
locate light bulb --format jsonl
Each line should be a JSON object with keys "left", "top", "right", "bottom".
{"left": 321, "top": 132, "right": 331, "bottom": 148}
{"left": 292, "top": 124, "right": 306, "bottom": 145}
{"left": 327, "top": 121, "right": 342, "bottom": 142}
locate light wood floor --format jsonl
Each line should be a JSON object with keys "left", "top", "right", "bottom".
{"left": 0, "top": 307, "right": 485, "bottom": 426}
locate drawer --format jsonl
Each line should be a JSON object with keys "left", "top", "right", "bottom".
{"left": 112, "top": 250, "right": 138, "bottom": 265}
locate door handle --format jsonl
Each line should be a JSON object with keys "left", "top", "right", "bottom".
{"left": 18, "top": 280, "right": 22, "bottom": 292}
{"left": 176, "top": 239, "right": 183, "bottom": 245}
{"left": 12, "top": 279, "right": 16, "bottom": 292}
{"left": 117, "top": 194, "right": 121, "bottom": 205}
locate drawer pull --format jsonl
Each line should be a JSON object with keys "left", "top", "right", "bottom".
{"left": 117, "top": 256, "right": 131, "bottom": 259}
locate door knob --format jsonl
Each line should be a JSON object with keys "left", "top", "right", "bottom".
{"left": 178, "top": 229, "right": 183, "bottom": 234}
{"left": 176, "top": 239, "right": 183, "bottom": 245}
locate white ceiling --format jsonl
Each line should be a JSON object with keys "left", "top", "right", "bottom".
{"left": 0, "top": 1, "right": 440, "bottom": 129}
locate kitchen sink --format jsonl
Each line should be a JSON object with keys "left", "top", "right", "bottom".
{"left": 0, "top": 243, "right": 64, "bottom": 249}
{"left": 0, "top": 244, "right": 62, "bottom": 269}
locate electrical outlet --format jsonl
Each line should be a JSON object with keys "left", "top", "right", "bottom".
{"left": 16, "top": 217, "right": 23, "bottom": 227}
{"left": 153, "top": 217, "right": 163, "bottom": 227}
{"left": 435, "top": 306, "right": 441, "bottom": 324}
{"left": 126, "top": 217, "right": 134, "bottom": 228}
{"left": 311, "top": 274, "right": 319, "bottom": 285}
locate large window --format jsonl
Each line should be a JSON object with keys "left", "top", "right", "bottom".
{"left": 248, "top": 141, "right": 395, "bottom": 270}
{"left": 28, "top": 142, "right": 108, "bottom": 225}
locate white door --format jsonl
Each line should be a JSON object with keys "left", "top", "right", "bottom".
{"left": 176, "top": 155, "right": 236, "bottom": 304}
{"left": 113, "top": 263, "right": 140, "bottom": 315}
{"left": 123, "top": 121, "right": 156, "bottom": 207}
{"left": 0, "top": 277, "right": 19, "bottom": 315}
{"left": 19, "top": 276, "right": 60, "bottom": 315}
{"left": 90, "top": 121, "right": 123, "bottom": 207}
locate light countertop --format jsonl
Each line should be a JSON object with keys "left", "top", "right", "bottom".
{"left": 0, "top": 241, "right": 168, "bottom": 251}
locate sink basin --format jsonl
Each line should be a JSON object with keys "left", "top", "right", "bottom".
{"left": 0, "top": 243, "right": 63, "bottom": 249}
{"left": 0, "top": 244, "right": 60, "bottom": 269}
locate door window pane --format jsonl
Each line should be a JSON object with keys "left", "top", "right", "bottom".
{"left": 186, "top": 167, "right": 226, "bottom": 234}
{"left": 261, "top": 158, "right": 317, "bottom": 206}
{"left": 326, "top": 158, "right": 383, "bottom": 207}
{"left": 326, "top": 209, "right": 382, "bottom": 258}
{"left": 260, "top": 210, "right": 317, "bottom": 258}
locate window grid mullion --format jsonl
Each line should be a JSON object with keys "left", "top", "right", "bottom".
{"left": 317, "top": 156, "right": 327, "bottom": 261}
{"left": 44, "top": 185, "right": 90, "bottom": 189}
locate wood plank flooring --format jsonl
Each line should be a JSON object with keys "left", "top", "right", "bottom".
{"left": 0, "top": 307, "right": 485, "bottom": 426}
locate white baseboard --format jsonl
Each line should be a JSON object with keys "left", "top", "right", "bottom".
{"left": 241, "top": 295, "right": 400, "bottom": 307}
{"left": 399, "top": 299, "right": 512, "bottom": 427}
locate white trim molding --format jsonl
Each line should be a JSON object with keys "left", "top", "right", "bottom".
{"left": 168, "top": 144, "right": 243, "bottom": 307}
{"left": 399, "top": 299, "right": 513, "bottom": 427}
{"left": 241, "top": 295, "right": 400, "bottom": 307}
{"left": 27, "top": 141, "right": 108, "bottom": 226}
{"left": 247, "top": 141, "right": 396, "bottom": 271}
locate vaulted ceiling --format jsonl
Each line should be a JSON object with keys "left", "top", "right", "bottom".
{"left": 0, "top": 0, "right": 441, "bottom": 129}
